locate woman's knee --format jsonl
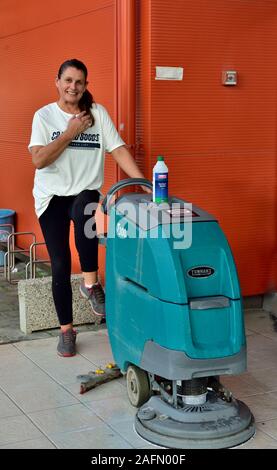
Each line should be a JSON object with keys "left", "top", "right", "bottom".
{"left": 51, "top": 256, "right": 71, "bottom": 279}
{"left": 71, "top": 190, "right": 99, "bottom": 219}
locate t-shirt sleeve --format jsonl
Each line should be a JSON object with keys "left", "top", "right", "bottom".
{"left": 28, "top": 112, "right": 48, "bottom": 151}
{"left": 98, "top": 105, "right": 125, "bottom": 153}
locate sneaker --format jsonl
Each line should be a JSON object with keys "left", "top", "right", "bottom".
{"left": 57, "top": 329, "right": 77, "bottom": 357}
{"left": 80, "top": 282, "right": 106, "bottom": 317}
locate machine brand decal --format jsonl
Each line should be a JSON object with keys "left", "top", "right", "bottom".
{"left": 187, "top": 266, "right": 215, "bottom": 278}
{"left": 116, "top": 222, "right": 127, "bottom": 239}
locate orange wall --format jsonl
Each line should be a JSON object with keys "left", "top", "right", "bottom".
{"left": 0, "top": 0, "right": 119, "bottom": 276}
{"left": 1, "top": 0, "right": 277, "bottom": 296}
{"left": 136, "top": 0, "right": 277, "bottom": 296}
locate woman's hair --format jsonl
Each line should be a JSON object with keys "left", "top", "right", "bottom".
{"left": 57, "top": 59, "right": 95, "bottom": 125}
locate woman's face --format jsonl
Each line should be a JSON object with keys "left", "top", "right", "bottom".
{"left": 56, "top": 66, "right": 87, "bottom": 106}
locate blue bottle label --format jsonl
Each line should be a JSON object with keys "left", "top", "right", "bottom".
{"left": 154, "top": 172, "right": 168, "bottom": 202}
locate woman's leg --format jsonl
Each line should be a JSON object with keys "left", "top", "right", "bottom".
{"left": 70, "top": 190, "right": 105, "bottom": 316}
{"left": 70, "top": 189, "right": 100, "bottom": 275}
{"left": 39, "top": 196, "right": 73, "bottom": 327}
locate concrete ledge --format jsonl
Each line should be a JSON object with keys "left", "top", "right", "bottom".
{"left": 18, "top": 274, "right": 99, "bottom": 334}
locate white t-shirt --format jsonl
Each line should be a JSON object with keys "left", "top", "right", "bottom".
{"left": 28, "top": 102, "right": 125, "bottom": 218}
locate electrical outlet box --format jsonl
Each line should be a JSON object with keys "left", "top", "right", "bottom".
{"left": 222, "top": 71, "right": 237, "bottom": 86}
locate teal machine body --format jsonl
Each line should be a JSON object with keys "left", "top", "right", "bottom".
{"left": 106, "top": 194, "right": 246, "bottom": 378}
{"left": 103, "top": 179, "right": 254, "bottom": 449}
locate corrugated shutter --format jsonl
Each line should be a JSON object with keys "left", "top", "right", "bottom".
{"left": 0, "top": 0, "right": 118, "bottom": 274}
{"left": 136, "top": 0, "right": 277, "bottom": 295}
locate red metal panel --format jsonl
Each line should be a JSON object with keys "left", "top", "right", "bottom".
{"left": 0, "top": 0, "right": 113, "bottom": 38}
{"left": 0, "top": 1, "right": 118, "bottom": 275}
{"left": 136, "top": 0, "right": 277, "bottom": 295}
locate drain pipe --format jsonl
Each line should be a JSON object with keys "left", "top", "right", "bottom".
{"left": 116, "top": 0, "right": 136, "bottom": 180}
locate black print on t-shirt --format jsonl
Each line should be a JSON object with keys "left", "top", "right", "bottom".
{"left": 51, "top": 131, "right": 101, "bottom": 149}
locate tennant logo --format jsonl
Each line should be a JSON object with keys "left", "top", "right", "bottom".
{"left": 187, "top": 266, "right": 215, "bottom": 278}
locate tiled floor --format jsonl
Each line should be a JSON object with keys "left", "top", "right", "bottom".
{"left": 1, "top": 309, "right": 277, "bottom": 449}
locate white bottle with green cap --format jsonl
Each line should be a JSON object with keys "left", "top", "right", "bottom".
{"left": 152, "top": 155, "right": 168, "bottom": 203}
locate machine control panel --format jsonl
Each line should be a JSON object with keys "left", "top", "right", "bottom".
{"left": 115, "top": 194, "right": 217, "bottom": 230}
{"left": 165, "top": 207, "right": 199, "bottom": 218}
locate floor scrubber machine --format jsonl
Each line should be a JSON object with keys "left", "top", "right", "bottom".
{"left": 101, "top": 178, "right": 255, "bottom": 449}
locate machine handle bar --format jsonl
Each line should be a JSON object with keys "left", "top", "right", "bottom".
{"left": 101, "top": 178, "right": 152, "bottom": 215}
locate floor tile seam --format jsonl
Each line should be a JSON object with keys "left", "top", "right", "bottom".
{"left": 237, "top": 391, "right": 272, "bottom": 399}
{"left": 0, "top": 435, "right": 57, "bottom": 449}
{"left": 12, "top": 343, "right": 128, "bottom": 413}
{"left": 235, "top": 381, "right": 276, "bottom": 394}
{"left": 18, "top": 412, "right": 59, "bottom": 449}
{"left": 78, "top": 353, "right": 114, "bottom": 367}
{"left": 257, "top": 332, "right": 277, "bottom": 342}
{"left": 0, "top": 383, "right": 26, "bottom": 419}
{"left": 259, "top": 387, "right": 277, "bottom": 394}
{"left": 80, "top": 399, "right": 125, "bottom": 427}
{"left": 0, "top": 384, "right": 58, "bottom": 448}
{"left": 244, "top": 388, "right": 277, "bottom": 396}
{"left": 11, "top": 343, "right": 107, "bottom": 407}
{"left": 6, "top": 342, "right": 123, "bottom": 405}
{"left": 77, "top": 401, "right": 136, "bottom": 448}
{"left": 247, "top": 352, "right": 277, "bottom": 360}
{"left": 235, "top": 385, "right": 277, "bottom": 395}
{"left": 245, "top": 367, "right": 277, "bottom": 376}
{"left": 45, "top": 415, "right": 136, "bottom": 448}
{"left": 247, "top": 340, "right": 277, "bottom": 348}
{"left": 240, "top": 390, "right": 277, "bottom": 399}
{"left": 29, "top": 419, "right": 116, "bottom": 438}
{"left": 107, "top": 418, "right": 144, "bottom": 448}
{"left": 11, "top": 342, "right": 71, "bottom": 382}
{"left": 255, "top": 345, "right": 277, "bottom": 354}
{"left": 246, "top": 328, "right": 274, "bottom": 343}
{"left": 246, "top": 378, "right": 277, "bottom": 392}
{"left": 79, "top": 402, "right": 134, "bottom": 447}
{"left": 9, "top": 348, "right": 85, "bottom": 394}
{"left": 246, "top": 328, "right": 277, "bottom": 338}
{"left": 76, "top": 353, "right": 115, "bottom": 370}
{"left": 255, "top": 416, "right": 277, "bottom": 424}
{"left": 244, "top": 327, "right": 259, "bottom": 333}
{"left": 27, "top": 401, "right": 97, "bottom": 417}
{"left": 254, "top": 426, "right": 277, "bottom": 443}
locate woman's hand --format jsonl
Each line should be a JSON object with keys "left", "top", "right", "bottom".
{"left": 141, "top": 185, "right": 152, "bottom": 194}
{"left": 31, "top": 111, "right": 92, "bottom": 169}
{"left": 65, "top": 111, "right": 92, "bottom": 140}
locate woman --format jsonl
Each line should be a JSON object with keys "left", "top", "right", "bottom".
{"left": 29, "top": 58, "right": 149, "bottom": 357}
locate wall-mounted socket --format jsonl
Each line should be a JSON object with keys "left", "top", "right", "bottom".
{"left": 222, "top": 71, "right": 237, "bottom": 86}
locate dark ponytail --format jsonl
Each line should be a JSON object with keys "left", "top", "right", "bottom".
{"left": 78, "top": 89, "right": 94, "bottom": 125}
{"left": 57, "top": 58, "right": 95, "bottom": 125}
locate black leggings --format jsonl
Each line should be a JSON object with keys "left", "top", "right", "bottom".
{"left": 39, "top": 190, "right": 100, "bottom": 325}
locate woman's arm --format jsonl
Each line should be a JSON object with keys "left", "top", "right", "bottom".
{"left": 30, "top": 133, "right": 73, "bottom": 169}
{"left": 111, "top": 145, "right": 152, "bottom": 192}
{"left": 111, "top": 145, "right": 145, "bottom": 179}
{"left": 30, "top": 111, "right": 92, "bottom": 169}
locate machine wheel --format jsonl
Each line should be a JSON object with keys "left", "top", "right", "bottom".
{"left": 126, "top": 365, "right": 150, "bottom": 407}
